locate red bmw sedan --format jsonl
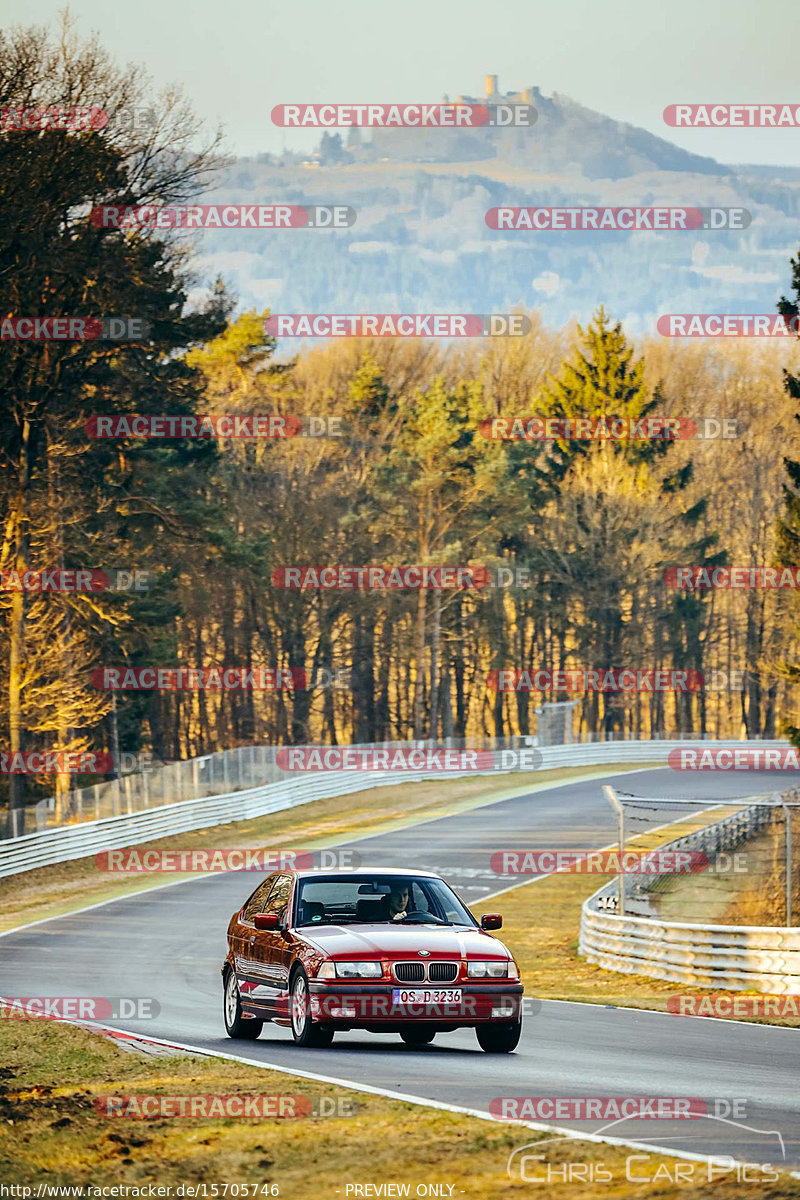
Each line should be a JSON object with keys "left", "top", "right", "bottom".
{"left": 222, "top": 867, "right": 523, "bottom": 1052}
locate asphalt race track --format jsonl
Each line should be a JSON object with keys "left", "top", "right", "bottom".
{"left": 3, "top": 767, "right": 800, "bottom": 1170}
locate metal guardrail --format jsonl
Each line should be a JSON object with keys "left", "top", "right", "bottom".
{"left": 0, "top": 738, "right": 789, "bottom": 880}
{"left": 580, "top": 792, "right": 800, "bottom": 993}
{"left": 7, "top": 728, "right": 784, "bottom": 838}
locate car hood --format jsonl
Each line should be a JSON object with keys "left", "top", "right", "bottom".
{"left": 295, "top": 922, "right": 510, "bottom": 959}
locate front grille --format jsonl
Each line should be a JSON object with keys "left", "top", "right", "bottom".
{"left": 393, "top": 962, "right": 425, "bottom": 983}
{"left": 393, "top": 961, "right": 460, "bottom": 983}
{"left": 428, "top": 961, "right": 459, "bottom": 983}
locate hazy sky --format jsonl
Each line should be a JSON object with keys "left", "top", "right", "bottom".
{"left": 3, "top": 0, "right": 798, "bottom": 167}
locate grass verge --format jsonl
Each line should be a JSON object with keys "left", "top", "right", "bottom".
{"left": 0, "top": 1019, "right": 798, "bottom": 1197}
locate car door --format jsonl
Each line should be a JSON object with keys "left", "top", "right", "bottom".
{"left": 244, "top": 873, "right": 295, "bottom": 1016}
{"left": 234, "top": 874, "right": 278, "bottom": 1009}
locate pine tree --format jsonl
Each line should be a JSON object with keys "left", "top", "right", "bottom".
{"left": 775, "top": 251, "right": 800, "bottom": 743}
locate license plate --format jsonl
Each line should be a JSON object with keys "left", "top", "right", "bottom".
{"left": 392, "top": 988, "right": 462, "bottom": 1005}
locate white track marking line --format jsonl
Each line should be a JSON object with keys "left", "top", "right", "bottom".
{"left": 16, "top": 1015, "right": 797, "bottom": 1176}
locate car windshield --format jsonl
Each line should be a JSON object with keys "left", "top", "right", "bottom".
{"left": 294, "top": 875, "right": 476, "bottom": 928}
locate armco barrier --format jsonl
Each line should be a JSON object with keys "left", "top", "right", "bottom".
{"left": 579, "top": 792, "right": 800, "bottom": 992}
{"left": 0, "top": 738, "right": 790, "bottom": 881}
{"left": 580, "top": 907, "right": 800, "bottom": 994}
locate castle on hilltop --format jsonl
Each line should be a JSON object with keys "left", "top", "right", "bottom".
{"left": 451, "top": 74, "right": 543, "bottom": 108}
{"left": 310, "top": 76, "right": 553, "bottom": 167}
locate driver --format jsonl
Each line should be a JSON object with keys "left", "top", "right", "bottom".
{"left": 387, "top": 883, "right": 410, "bottom": 921}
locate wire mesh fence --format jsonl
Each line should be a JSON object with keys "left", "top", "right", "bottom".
{"left": 0, "top": 727, "right": 791, "bottom": 841}
{"left": 599, "top": 786, "right": 800, "bottom": 927}
{"left": 0, "top": 736, "right": 535, "bottom": 839}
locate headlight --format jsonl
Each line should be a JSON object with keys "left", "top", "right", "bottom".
{"left": 467, "top": 960, "right": 510, "bottom": 978}
{"left": 334, "top": 961, "right": 383, "bottom": 978}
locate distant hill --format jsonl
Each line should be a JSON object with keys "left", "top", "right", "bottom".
{"left": 353, "top": 83, "right": 726, "bottom": 181}
{"left": 191, "top": 79, "right": 800, "bottom": 334}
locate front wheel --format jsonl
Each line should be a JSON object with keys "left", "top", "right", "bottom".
{"left": 290, "top": 970, "right": 334, "bottom": 1047}
{"left": 223, "top": 968, "right": 263, "bottom": 1040}
{"left": 476, "top": 1018, "right": 521, "bottom": 1053}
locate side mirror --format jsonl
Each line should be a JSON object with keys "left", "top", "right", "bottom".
{"left": 481, "top": 913, "right": 503, "bottom": 930}
{"left": 254, "top": 913, "right": 279, "bottom": 931}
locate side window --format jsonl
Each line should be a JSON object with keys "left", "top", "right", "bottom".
{"left": 410, "top": 882, "right": 430, "bottom": 913}
{"left": 242, "top": 876, "right": 277, "bottom": 923}
{"left": 262, "top": 874, "right": 293, "bottom": 924}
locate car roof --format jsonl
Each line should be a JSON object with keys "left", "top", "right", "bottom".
{"left": 290, "top": 867, "right": 443, "bottom": 880}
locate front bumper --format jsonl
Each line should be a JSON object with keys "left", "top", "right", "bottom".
{"left": 306, "top": 981, "right": 524, "bottom": 1025}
